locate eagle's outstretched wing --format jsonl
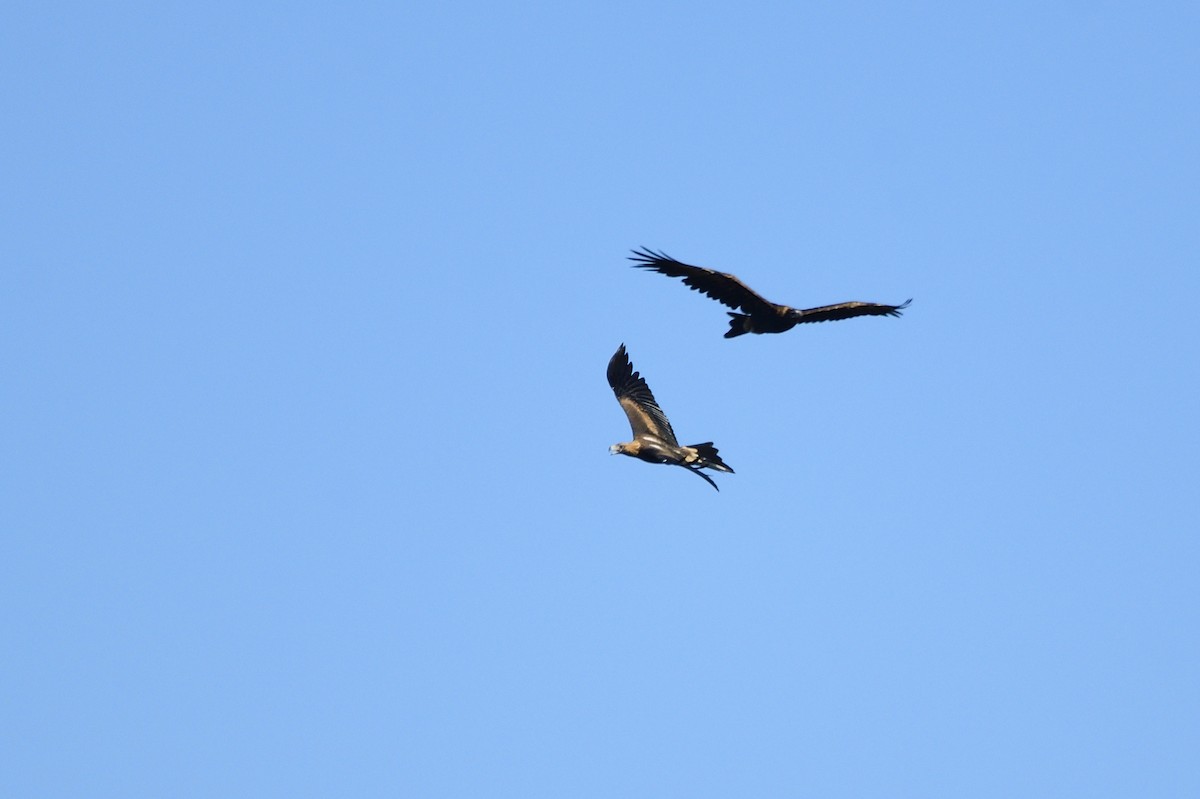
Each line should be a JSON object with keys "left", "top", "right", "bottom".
{"left": 629, "top": 247, "right": 779, "bottom": 317}
{"left": 606, "top": 344, "right": 678, "bottom": 445}
{"left": 791, "top": 298, "right": 913, "bottom": 324}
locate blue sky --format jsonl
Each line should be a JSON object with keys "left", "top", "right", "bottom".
{"left": 3, "top": 2, "right": 1198, "bottom": 796}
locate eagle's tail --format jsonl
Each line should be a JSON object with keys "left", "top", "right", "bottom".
{"left": 724, "top": 312, "right": 750, "bottom": 338}
{"left": 689, "top": 442, "right": 734, "bottom": 473}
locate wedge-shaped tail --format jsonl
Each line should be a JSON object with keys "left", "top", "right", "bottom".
{"left": 687, "top": 442, "right": 733, "bottom": 473}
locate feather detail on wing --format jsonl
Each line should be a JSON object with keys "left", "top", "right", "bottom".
{"left": 629, "top": 247, "right": 779, "bottom": 317}
{"left": 606, "top": 344, "right": 678, "bottom": 445}
{"left": 790, "top": 298, "right": 912, "bottom": 324}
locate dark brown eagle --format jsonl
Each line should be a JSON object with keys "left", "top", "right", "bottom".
{"left": 607, "top": 344, "right": 733, "bottom": 491}
{"left": 629, "top": 247, "right": 912, "bottom": 338}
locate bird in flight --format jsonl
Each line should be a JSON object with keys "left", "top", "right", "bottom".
{"left": 607, "top": 344, "right": 733, "bottom": 491}
{"left": 629, "top": 247, "right": 911, "bottom": 338}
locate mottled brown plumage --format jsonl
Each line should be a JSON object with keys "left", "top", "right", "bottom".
{"left": 607, "top": 344, "right": 733, "bottom": 491}
{"left": 629, "top": 247, "right": 911, "bottom": 338}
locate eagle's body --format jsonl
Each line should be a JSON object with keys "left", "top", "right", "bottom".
{"left": 607, "top": 344, "right": 732, "bottom": 491}
{"left": 629, "top": 247, "right": 911, "bottom": 338}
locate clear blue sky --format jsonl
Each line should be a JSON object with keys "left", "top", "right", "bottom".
{"left": 4, "top": 2, "right": 1198, "bottom": 796}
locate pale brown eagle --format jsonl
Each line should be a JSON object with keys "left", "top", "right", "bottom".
{"left": 607, "top": 344, "right": 733, "bottom": 491}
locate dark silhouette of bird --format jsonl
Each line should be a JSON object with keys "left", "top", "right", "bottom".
{"left": 607, "top": 344, "right": 733, "bottom": 491}
{"left": 629, "top": 247, "right": 912, "bottom": 338}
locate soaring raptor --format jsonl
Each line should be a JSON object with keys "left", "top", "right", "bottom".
{"left": 607, "top": 344, "right": 733, "bottom": 491}
{"left": 629, "top": 247, "right": 911, "bottom": 338}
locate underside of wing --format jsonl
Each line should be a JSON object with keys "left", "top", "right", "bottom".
{"left": 792, "top": 298, "right": 912, "bottom": 324}
{"left": 629, "top": 247, "right": 778, "bottom": 316}
{"left": 607, "top": 344, "right": 678, "bottom": 444}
